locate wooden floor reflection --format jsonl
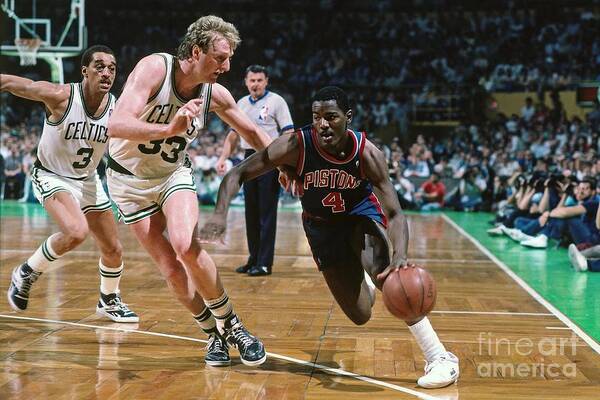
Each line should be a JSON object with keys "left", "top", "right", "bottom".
{"left": 1, "top": 209, "right": 599, "bottom": 399}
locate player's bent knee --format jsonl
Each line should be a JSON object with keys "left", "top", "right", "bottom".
{"left": 104, "top": 240, "right": 123, "bottom": 260}
{"left": 170, "top": 236, "right": 195, "bottom": 260}
{"left": 64, "top": 224, "right": 89, "bottom": 246}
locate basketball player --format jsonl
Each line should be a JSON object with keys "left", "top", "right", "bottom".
{"left": 217, "top": 64, "right": 294, "bottom": 276}
{"left": 200, "top": 87, "right": 460, "bottom": 388}
{"left": 106, "top": 16, "right": 270, "bottom": 367}
{"left": 1, "top": 45, "right": 138, "bottom": 323}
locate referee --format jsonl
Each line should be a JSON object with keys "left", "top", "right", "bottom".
{"left": 217, "top": 65, "right": 294, "bottom": 276}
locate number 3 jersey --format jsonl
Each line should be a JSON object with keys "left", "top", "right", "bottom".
{"left": 108, "top": 53, "right": 211, "bottom": 179}
{"left": 37, "top": 82, "right": 114, "bottom": 179}
{"left": 295, "top": 125, "right": 387, "bottom": 226}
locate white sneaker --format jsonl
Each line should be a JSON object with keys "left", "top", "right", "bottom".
{"left": 521, "top": 234, "right": 548, "bottom": 249}
{"left": 501, "top": 226, "right": 528, "bottom": 242}
{"left": 417, "top": 352, "right": 459, "bottom": 389}
{"left": 487, "top": 225, "right": 505, "bottom": 236}
{"left": 568, "top": 244, "right": 588, "bottom": 272}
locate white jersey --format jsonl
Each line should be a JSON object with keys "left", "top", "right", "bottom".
{"left": 37, "top": 82, "right": 114, "bottom": 179}
{"left": 237, "top": 91, "right": 293, "bottom": 150}
{"left": 108, "top": 53, "right": 211, "bottom": 179}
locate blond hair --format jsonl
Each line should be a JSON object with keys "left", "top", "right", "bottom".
{"left": 177, "top": 15, "right": 241, "bottom": 59}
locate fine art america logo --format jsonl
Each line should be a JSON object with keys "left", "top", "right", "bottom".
{"left": 477, "top": 332, "right": 578, "bottom": 378}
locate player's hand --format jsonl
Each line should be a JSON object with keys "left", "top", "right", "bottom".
{"left": 216, "top": 158, "right": 228, "bottom": 176}
{"left": 277, "top": 166, "right": 303, "bottom": 196}
{"left": 198, "top": 214, "right": 227, "bottom": 244}
{"left": 557, "top": 181, "right": 569, "bottom": 194}
{"left": 376, "top": 259, "right": 411, "bottom": 285}
{"left": 166, "top": 98, "right": 203, "bottom": 137}
{"left": 538, "top": 211, "right": 550, "bottom": 227}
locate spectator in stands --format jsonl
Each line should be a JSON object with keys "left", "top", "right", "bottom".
{"left": 403, "top": 146, "right": 430, "bottom": 178}
{"left": 3, "top": 145, "right": 23, "bottom": 199}
{"left": 494, "top": 152, "right": 522, "bottom": 178}
{"left": 392, "top": 165, "right": 416, "bottom": 210}
{"left": 433, "top": 156, "right": 453, "bottom": 178}
{"left": 447, "top": 167, "right": 487, "bottom": 211}
{"left": 520, "top": 178, "right": 598, "bottom": 248}
{"left": 415, "top": 172, "right": 445, "bottom": 211}
{"left": 520, "top": 97, "right": 535, "bottom": 123}
{"left": 18, "top": 148, "right": 35, "bottom": 202}
{"left": 568, "top": 201, "right": 600, "bottom": 272}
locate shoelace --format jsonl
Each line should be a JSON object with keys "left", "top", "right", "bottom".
{"left": 206, "top": 335, "right": 226, "bottom": 352}
{"left": 104, "top": 296, "right": 131, "bottom": 312}
{"left": 18, "top": 271, "right": 41, "bottom": 296}
{"left": 227, "top": 322, "right": 255, "bottom": 348}
{"left": 424, "top": 356, "right": 447, "bottom": 373}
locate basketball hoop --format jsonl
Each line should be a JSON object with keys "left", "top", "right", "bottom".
{"left": 14, "top": 38, "right": 41, "bottom": 66}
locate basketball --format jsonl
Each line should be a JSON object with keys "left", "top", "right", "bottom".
{"left": 382, "top": 265, "right": 436, "bottom": 321}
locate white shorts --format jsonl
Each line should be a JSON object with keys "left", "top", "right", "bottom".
{"left": 106, "top": 165, "right": 196, "bottom": 224}
{"left": 31, "top": 167, "right": 112, "bottom": 214}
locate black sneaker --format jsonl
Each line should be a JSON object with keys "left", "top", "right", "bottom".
{"left": 7, "top": 263, "right": 42, "bottom": 312}
{"left": 205, "top": 331, "right": 231, "bottom": 367}
{"left": 235, "top": 264, "right": 252, "bottom": 273}
{"left": 247, "top": 266, "right": 271, "bottom": 276}
{"left": 96, "top": 293, "right": 139, "bottom": 323}
{"left": 221, "top": 315, "right": 266, "bottom": 366}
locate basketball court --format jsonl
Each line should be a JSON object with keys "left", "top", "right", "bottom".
{"left": 1, "top": 1, "right": 599, "bottom": 399}
{"left": 1, "top": 203, "right": 599, "bottom": 399}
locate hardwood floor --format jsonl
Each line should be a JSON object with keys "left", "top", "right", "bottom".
{"left": 1, "top": 209, "right": 598, "bottom": 399}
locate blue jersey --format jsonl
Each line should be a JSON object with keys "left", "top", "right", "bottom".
{"left": 295, "top": 125, "right": 387, "bottom": 226}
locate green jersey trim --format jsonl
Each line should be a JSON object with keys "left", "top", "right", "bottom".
{"left": 45, "top": 83, "right": 75, "bottom": 126}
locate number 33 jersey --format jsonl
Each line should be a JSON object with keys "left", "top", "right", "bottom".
{"left": 108, "top": 53, "right": 211, "bottom": 179}
{"left": 37, "top": 82, "right": 114, "bottom": 179}
{"left": 295, "top": 125, "right": 386, "bottom": 226}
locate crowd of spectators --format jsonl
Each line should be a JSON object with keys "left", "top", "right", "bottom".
{"left": 2, "top": 1, "right": 599, "bottom": 271}
{"left": 2, "top": 1, "right": 599, "bottom": 130}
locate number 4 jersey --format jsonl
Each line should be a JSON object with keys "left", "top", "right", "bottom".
{"left": 37, "top": 82, "right": 114, "bottom": 179}
{"left": 108, "top": 53, "right": 211, "bottom": 179}
{"left": 295, "top": 125, "right": 387, "bottom": 226}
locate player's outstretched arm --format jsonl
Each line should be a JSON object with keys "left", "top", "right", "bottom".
{"left": 0, "top": 74, "right": 70, "bottom": 120}
{"left": 210, "top": 83, "right": 272, "bottom": 151}
{"left": 216, "top": 130, "right": 240, "bottom": 175}
{"left": 199, "top": 132, "right": 298, "bottom": 243}
{"left": 362, "top": 141, "right": 409, "bottom": 281}
{"left": 107, "top": 55, "right": 201, "bottom": 141}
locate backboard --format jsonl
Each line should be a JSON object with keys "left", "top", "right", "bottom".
{"left": 1, "top": 0, "right": 87, "bottom": 83}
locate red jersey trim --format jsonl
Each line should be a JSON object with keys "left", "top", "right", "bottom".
{"left": 310, "top": 127, "right": 358, "bottom": 165}
{"left": 369, "top": 192, "right": 388, "bottom": 228}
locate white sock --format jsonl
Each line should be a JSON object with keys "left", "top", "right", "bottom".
{"left": 27, "top": 234, "right": 62, "bottom": 273}
{"left": 204, "top": 292, "right": 234, "bottom": 334}
{"left": 193, "top": 307, "right": 217, "bottom": 334}
{"left": 99, "top": 259, "right": 123, "bottom": 295}
{"left": 408, "top": 317, "right": 447, "bottom": 363}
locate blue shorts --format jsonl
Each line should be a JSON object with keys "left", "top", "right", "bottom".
{"left": 302, "top": 213, "right": 389, "bottom": 272}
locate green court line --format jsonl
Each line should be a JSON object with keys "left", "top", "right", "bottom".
{"left": 444, "top": 211, "right": 600, "bottom": 344}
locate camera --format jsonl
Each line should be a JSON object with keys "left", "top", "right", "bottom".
{"left": 547, "top": 174, "right": 565, "bottom": 191}
{"left": 514, "top": 174, "right": 526, "bottom": 190}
